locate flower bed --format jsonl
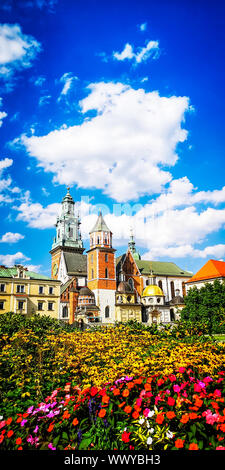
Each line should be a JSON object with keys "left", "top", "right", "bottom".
{"left": 1, "top": 367, "right": 225, "bottom": 451}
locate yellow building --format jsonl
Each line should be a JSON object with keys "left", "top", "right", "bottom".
{"left": 115, "top": 281, "right": 142, "bottom": 323}
{"left": 0, "top": 264, "right": 61, "bottom": 318}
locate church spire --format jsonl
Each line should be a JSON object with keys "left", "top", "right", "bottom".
{"left": 51, "top": 187, "right": 84, "bottom": 252}
{"left": 128, "top": 228, "right": 141, "bottom": 260}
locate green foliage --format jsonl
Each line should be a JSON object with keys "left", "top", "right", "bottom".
{"left": 181, "top": 280, "right": 225, "bottom": 333}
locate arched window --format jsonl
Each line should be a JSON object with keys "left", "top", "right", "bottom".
{"left": 97, "top": 236, "right": 100, "bottom": 244}
{"left": 105, "top": 305, "right": 110, "bottom": 318}
{"left": 105, "top": 268, "right": 108, "bottom": 278}
{"left": 62, "top": 306, "right": 68, "bottom": 318}
{"left": 170, "top": 281, "right": 175, "bottom": 298}
{"left": 128, "top": 278, "right": 134, "bottom": 290}
{"left": 170, "top": 308, "right": 175, "bottom": 321}
{"left": 158, "top": 280, "right": 163, "bottom": 290}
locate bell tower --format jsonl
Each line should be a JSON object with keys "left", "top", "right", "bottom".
{"left": 87, "top": 211, "right": 116, "bottom": 323}
{"left": 50, "top": 187, "right": 84, "bottom": 279}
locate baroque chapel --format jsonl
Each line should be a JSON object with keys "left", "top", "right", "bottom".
{"left": 50, "top": 188, "right": 192, "bottom": 326}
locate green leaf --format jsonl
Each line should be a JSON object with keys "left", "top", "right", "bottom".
{"left": 79, "top": 437, "right": 93, "bottom": 450}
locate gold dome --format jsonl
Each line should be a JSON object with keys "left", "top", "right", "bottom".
{"left": 142, "top": 285, "right": 164, "bottom": 297}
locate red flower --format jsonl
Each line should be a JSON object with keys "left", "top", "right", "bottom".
{"left": 121, "top": 431, "right": 131, "bottom": 443}
{"left": 16, "top": 437, "right": 22, "bottom": 445}
{"left": 189, "top": 443, "right": 198, "bottom": 450}
{"left": 166, "top": 411, "right": 176, "bottom": 419}
{"left": 167, "top": 397, "right": 175, "bottom": 406}
{"left": 132, "top": 411, "right": 139, "bottom": 419}
{"left": 180, "top": 413, "right": 189, "bottom": 424}
{"left": 6, "top": 417, "right": 12, "bottom": 426}
{"left": 62, "top": 410, "right": 70, "bottom": 420}
{"left": 47, "top": 423, "right": 54, "bottom": 433}
{"left": 7, "top": 430, "right": 13, "bottom": 438}
{"left": 98, "top": 409, "right": 106, "bottom": 418}
{"left": 124, "top": 406, "right": 132, "bottom": 414}
{"left": 175, "top": 439, "right": 184, "bottom": 448}
{"left": 156, "top": 413, "right": 164, "bottom": 424}
{"left": 90, "top": 387, "right": 99, "bottom": 397}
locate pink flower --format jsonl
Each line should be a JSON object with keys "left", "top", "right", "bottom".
{"left": 27, "top": 406, "right": 34, "bottom": 414}
{"left": 216, "top": 446, "right": 225, "bottom": 450}
{"left": 20, "top": 419, "right": 27, "bottom": 427}
{"left": 143, "top": 408, "right": 150, "bottom": 417}
{"left": 178, "top": 367, "right": 186, "bottom": 373}
{"left": 48, "top": 443, "right": 56, "bottom": 450}
{"left": 202, "top": 410, "right": 220, "bottom": 425}
{"left": 173, "top": 384, "right": 181, "bottom": 393}
{"left": 136, "top": 398, "right": 142, "bottom": 407}
{"left": 203, "top": 376, "right": 213, "bottom": 384}
{"left": 0, "top": 421, "right": 5, "bottom": 429}
{"left": 214, "top": 389, "right": 221, "bottom": 398}
{"left": 33, "top": 426, "right": 39, "bottom": 434}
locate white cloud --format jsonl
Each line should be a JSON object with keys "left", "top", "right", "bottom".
{"left": 38, "top": 95, "right": 51, "bottom": 107}
{"left": 14, "top": 200, "right": 61, "bottom": 229}
{"left": 0, "top": 23, "right": 41, "bottom": 84}
{"left": 0, "top": 251, "right": 30, "bottom": 266}
{"left": 0, "top": 110, "right": 7, "bottom": 126}
{"left": 139, "top": 22, "right": 147, "bottom": 32}
{"left": 113, "top": 40, "right": 160, "bottom": 64}
{"left": 0, "top": 232, "right": 24, "bottom": 243}
{"left": 0, "top": 158, "right": 21, "bottom": 202}
{"left": 21, "top": 81, "right": 190, "bottom": 202}
{"left": 58, "top": 72, "right": 78, "bottom": 96}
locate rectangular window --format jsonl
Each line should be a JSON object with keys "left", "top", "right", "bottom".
{"left": 49, "top": 286, "right": 53, "bottom": 295}
{"left": 0, "top": 284, "right": 5, "bottom": 292}
{"left": 105, "top": 254, "right": 108, "bottom": 262}
{"left": 91, "top": 269, "right": 94, "bottom": 279}
{"left": 105, "top": 268, "right": 108, "bottom": 278}
{"left": 91, "top": 254, "right": 93, "bottom": 264}
{"left": 0, "top": 301, "right": 4, "bottom": 310}
{"left": 17, "top": 285, "right": 25, "bottom": 293}
{"left": 48, "top": 302, "right": 53, "bottom": 311}
{"left": 38, "top": 302, "right": 43, "bottom": 311}
{"left": 18, "top": 301, "right": 24, "bottom": 310}
{"left": 69, "top": 227, "right": 73, "bottom": 238}
{"left": 39, "top": 286, "right": 44, "bottom": 294}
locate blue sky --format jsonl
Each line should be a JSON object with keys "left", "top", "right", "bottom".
{"left": 0, "top": 0, "right": 225, "bottom": 276}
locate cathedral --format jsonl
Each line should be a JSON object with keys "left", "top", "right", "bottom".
{"left": 50, "top": 188, "right": 192, "bottom": 326}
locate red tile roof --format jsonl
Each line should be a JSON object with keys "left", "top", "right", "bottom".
{"left": 186, "top": 259, "right": 225, "bottom": 283}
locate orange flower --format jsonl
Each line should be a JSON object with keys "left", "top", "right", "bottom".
{"left": 156, "top": 413, "right": 164, "bottom": 424}
{"left": 98, "top": 409, "right": 106, "bottom": 418}
{"left": 6, "top": 417, "right": 12, "bottom": 426}
{"left": 62, "top": 410, "right": 70, "bottom": 420}
{"left": 189, "top": 443, "right": 198, "bottom": 450}
{"left": 122, "top": 389, "right": 129, "bottom": 397}
{"left": 118, "top": 401, "right": 126, "bottom": 408}
{"left": 175, "top": 438, "right": 184, "bottom": 448}
{"left": 144, "top": 383, "right": 152, "bottom": 391}
{"left": 134, "top": 378, "right": 143, "bottom": 384}
{"left": 189, "top": 413, "right": 198, "bottom": 420}
{"left": 113, "top": 388, "right": 120, "bottom": 396}
{"left": 16, "top": 437, "right": 22, "bottom": 445}
{"left": 7, "top": 430, "right": 13, "bottom": 438}
{"left": 132, "top": 411, "right": 139, "bottom": 419}
{"left": 124, "top": 406, "right": 132, "bottom": 414}
{"left": 194, "top": 397, "right": 203, "bottom": 408}
{"left": 102, "top": 394, "right": 110, "bottom": 404}
{"left": 72, "top": 418, "right": 79, "bottom": 426}
{"left": 166, "top": 411, "right": 176, "bottom": 419}
{"left": 47, "top": 423, "right": 54, "bottom": 433}
{"left": 180, "top": 413, "right": 189, "bottom": 424}
{"left": 127, "top": 382, "right": 135, "bottom": 390}
{"left": 16, "top": 417, "right": 23, "bottom": 423}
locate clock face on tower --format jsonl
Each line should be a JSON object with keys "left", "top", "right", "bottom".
{"left": 53, "top": 263, "right": 58, "bottom": 276}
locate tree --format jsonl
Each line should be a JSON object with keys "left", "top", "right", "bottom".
{"left": 181, "top": 280, "right": 225, "bottom": 333}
